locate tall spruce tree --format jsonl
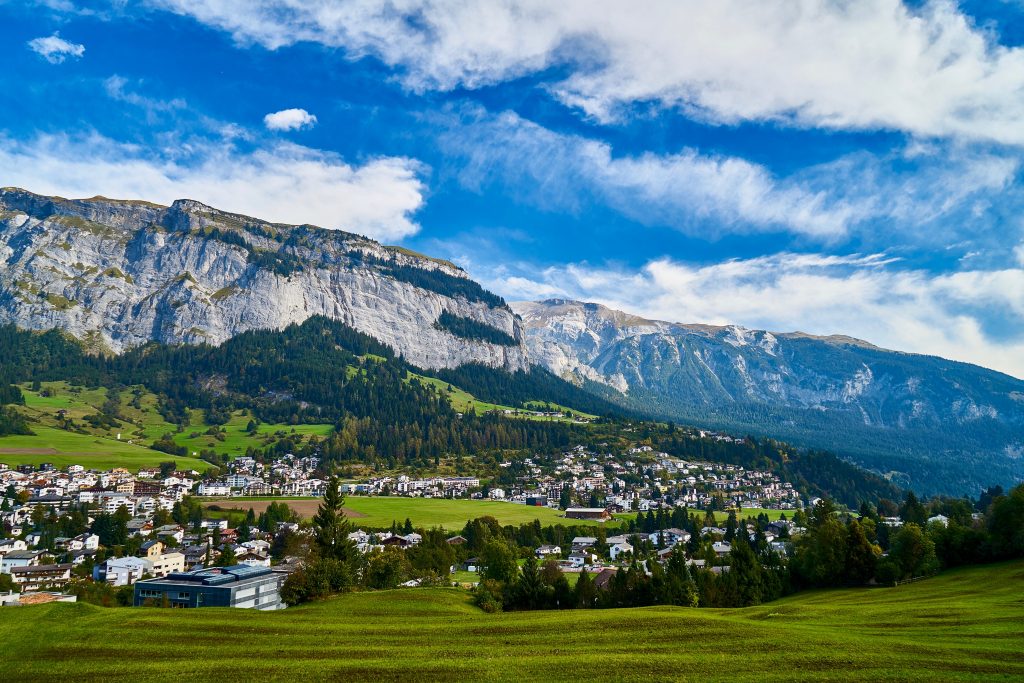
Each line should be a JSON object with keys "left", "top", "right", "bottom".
{"left": 312, "top": 477, "right": 356, "bottom": 562}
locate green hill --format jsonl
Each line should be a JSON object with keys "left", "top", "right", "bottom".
{"left": 2, "top": 561, "right": 1022, "bottom": 681}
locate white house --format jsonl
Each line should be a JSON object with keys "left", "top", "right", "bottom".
{"left": 95, "top": 557, "right": 152, "bottom": 586}
{"left": 610, "top": 541, "right": 634, "bottom": 561}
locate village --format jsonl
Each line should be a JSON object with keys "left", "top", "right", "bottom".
{"left": 0, "top": 442, "right": 813, "bottom": 609}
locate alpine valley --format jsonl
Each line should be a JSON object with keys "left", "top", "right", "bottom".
{"left": 1, "top": 189, "right": 1021, "bottom": 496}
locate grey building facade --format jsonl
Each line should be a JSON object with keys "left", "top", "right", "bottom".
{"left": 133, "top": 565, "right": 285, "bottom": 610}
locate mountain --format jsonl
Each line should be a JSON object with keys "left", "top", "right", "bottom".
{"left": 0, "top": 188, "right": 527, "bottom": 371}
{"left": 512, "top": 299, "right": 1024, "bottom": 496}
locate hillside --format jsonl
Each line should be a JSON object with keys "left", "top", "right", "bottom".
{"left": 2, "top": 561, "right": 1021, "bottom": 681}
{"left": 0, "top": 188, "right": 527, "bottom": 371}
{"left": 514, "top": 299, "right": 1024, "bottom": 496}
{"left": 0, "top": 317, "right": 618, "bottom": 472}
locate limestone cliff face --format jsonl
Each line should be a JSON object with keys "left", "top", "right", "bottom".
{"left": 0, "top": 188, "right": 529, "bottom": 371}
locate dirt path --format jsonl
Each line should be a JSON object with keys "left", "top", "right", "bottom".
{"left": 0, "top": 448, "right": 58, "bottom": 455}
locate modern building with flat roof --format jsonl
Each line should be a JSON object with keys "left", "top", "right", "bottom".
{"left": 133, "top": 565, "right": 285, "bottom": 610}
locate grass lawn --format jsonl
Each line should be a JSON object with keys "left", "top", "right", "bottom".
{"left": 1, "top": 561, "right": 1021, "bottom": 681}
{"left": 0, "top": 425, "right": 210, "bottom": 472}
{"left": 202, "top": 496, "right": 612, "bottom": 530}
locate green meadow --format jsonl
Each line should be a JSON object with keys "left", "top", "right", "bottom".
{"left": 411, "top": 373, "right": 596, "bottom": 422}
{"left": 0, "top": 425, "right": 210, "bottom": 472}
{"left": 2, "top": 561, "right": 1021, "bottom": 681}
{"left": 204, "top": 496, "right": 607, "bottom": 529}
{"left": 0, "top": 381, "right": 333, "bottom": 471}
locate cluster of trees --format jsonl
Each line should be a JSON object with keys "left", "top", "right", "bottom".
{"left": 351, "top": 252, "right": 507, "bottom": 308}
{"left": 432, "top": 311, "right": 518, "bottom": 346}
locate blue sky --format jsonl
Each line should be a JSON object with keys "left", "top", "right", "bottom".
{"left": 2, "top": 1, "right": 1023, "bottom": 378}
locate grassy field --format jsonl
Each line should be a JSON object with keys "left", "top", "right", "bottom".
{"left": 0, "top": 425, "right": 210, "bottom": 472}
{"left": 412, "top": 373, "right": 596, "bottom": 423}
{"left": 1, "top": 561, "right": 1021, "bottom": 681}
{"left": 2, "top": 381, "right": 332, "bottom": 471}
{"left": 202, "top": 496, "right": 611, "bottom": 529}
{"left": 203, "top": 497, "right": 796, "bottom": 531}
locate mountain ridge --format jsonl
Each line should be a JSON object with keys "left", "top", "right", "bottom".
{"left": 511, "top": 298, "right": 1024, "bottom": 495}
{"left": 0, "top": 187, "right": 528, "bottom": 372}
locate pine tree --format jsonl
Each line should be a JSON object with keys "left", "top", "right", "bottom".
{"left": 312, "top": 477, "right": 356, "bottom": 562}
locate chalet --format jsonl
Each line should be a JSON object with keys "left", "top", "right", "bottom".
{"left": 446, "top": 535, "right": 467, "bottom": 546}
{"left": 535, "top": 545, "right": 561, "bottom": 558}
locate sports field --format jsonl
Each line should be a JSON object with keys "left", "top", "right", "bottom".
{"left": 1, "top": 561, "right": 1021, "bottom": 681}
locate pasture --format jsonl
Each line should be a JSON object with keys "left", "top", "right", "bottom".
{"left": 202, "top": 496, "right": 610, "bottom": 529}
{"left": 1, "top": 561, "right": 1021, "bottom": 681}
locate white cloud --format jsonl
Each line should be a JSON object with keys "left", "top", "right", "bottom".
{"left": 264, "top": 108, "right": 318, "bottom": 131}
{"left": 490, "top": 252, "right": 1024, "bottom": 379}
{"left": 0, "top": 132, "right": 426, "bottom": 240}
{"left": 149, "top": 0, "right": 1024, "bottom": 144}
{"left": 441, "top": 110, "right": 1020, "bottom": 243}
{"left": 27, "top": 32, "right": 85, "bottom": 64}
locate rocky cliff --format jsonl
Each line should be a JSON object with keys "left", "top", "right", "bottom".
{"left": 0, "top": 188, "right": 529, "bottom": 371}
{"left": 513, "top": 299, "right": 1024, "bottom": 495}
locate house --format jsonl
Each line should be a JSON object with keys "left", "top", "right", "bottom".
{"left": 712, "top": 541, "right": 732, "bottom": 557}
{"left": 199, "top": 518, "right": 229, "bottom": 532}
{"left": 535, "top": 545, "right": 561, "bottom": 558}
{"left": 571, "top": 536, "right": 598, "bottom": 552}
{"left": 609, "top": 541, "right": 633, "bottom": 561}
{"left": 139, "top": 540, "right": 165, "bottom": 560}
{"left": 236, "top": 550, "right": 271, "bottom": 568}
{"left": 0, "top": 539, "right": 28, "bottom": 556}
{"left": 1, "top": 550, "right": 45, "bottom": 574}
{"left": 592, "top": 568, "right": 618, "bottom": 591}
{"left": 95, "top": 557, "right": 152, "bottom": 586}
{"left": 461, "top": 558, "right": 481, "bottom": 572}
{"left": 10, "top": 563, "right": 73, "bottom": 591}
{"left": 154, "top": 525, "right": 185, "bottom": 544}
{"left": 565, "top": 507, "right": 611, "bottom": 521}
{"left": 134, "top": 565, "right": 285, "bottom": 610}
{"left": 446, "top": 535, "right": 467, "bottom": 546}
{"left": 653, "top": 528, "right": 691, "bottom": 546}
{"left": 566, "top": 552, "right": 593, "bottom": 568}
{"left": 151, "top": 552, "right": 186, "bottom": 578}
